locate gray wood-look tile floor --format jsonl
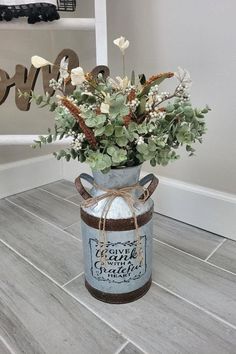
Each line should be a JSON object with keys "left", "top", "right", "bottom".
{"left": 0, "top": 179, "right": 235, "bottom": 354}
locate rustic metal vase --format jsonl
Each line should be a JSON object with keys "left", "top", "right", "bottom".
{"left": 75, "top": 165, "right": 158, "bottom": 304}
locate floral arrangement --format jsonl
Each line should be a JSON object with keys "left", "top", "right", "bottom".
{"left": 24, "top": 36, "right": 210, "bottom": 172}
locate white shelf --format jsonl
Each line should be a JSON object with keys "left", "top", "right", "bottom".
{"left": 0, "top": 0, "right": 108, "bottom": 146}
{"left": 0, "top": 135, "right": 72, "bottom": 145}
{"left": 0, "top": 18, "right": 95, "bottom": 30}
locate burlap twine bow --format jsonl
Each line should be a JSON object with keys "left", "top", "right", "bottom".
{"left": 81, "top": 183, "right": 150, "bottom": 265}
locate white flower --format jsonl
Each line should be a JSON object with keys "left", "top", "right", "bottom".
{"left": 116, "top": 76, "right": 130, "bottom": 90}
{"left": 31, "top": 55, "right": 53, "bottom": 68}
{"left": 101, "top": 102, "right": 110, "bottom": 114}
{"left": 113, "top": 36, "right": 130, "bottom": 54}
{"left": 107, "top": 77, "right": 118, "bottom": 89}
{"left": 59, "top": 57, "right": 69, "bottom": 79}
{"left": 107, "top": 76, "right": 130, "bottom": 90}
{"left": 71, "top": 67, "right": 85, "bottom": 86}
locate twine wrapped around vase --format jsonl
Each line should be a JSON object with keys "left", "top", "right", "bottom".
{"left": 82, "top": 182, "right": 150, "bottom": 265}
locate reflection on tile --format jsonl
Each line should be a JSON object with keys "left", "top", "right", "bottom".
{"left": 66, "top": 276, "right": 236, "bottom": 354}
{"left": 153, "top": 240, "right": 236, "bottom": 326}
{"left": 7, "top": 189, "right": 80, "bottom": 229}
{"left": 0, "top": 243, "right": 125, "bottom": 354}
{"left": 0, "top": 199, "right": 83, "bottom": 285}
{"left": 40, "top": 180, "right": 77, "bottom": 199}
{"left": 120, "top": 342, "right": 145, "bottom": 354}
{"left": 153, "top": 213, "right": 224, "bottom": 259}
{"left": 65, "top": 219, "right": 82, "bottom": 240}
{"left": 208, "top": 239, "right": 236, "bottom": 274}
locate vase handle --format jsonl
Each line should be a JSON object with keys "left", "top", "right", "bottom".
{"left": 75, "top": 172, "right": 159, "bottom": 201}
{"left": 75, "top": 173, "right": 94, "bottom": 200}
{"left": 138, "top": 173, "right": 159, "bottom": 201}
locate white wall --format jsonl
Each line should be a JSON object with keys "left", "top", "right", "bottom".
{"left": 107, "top": 0, "right": 236, "bottom": 194}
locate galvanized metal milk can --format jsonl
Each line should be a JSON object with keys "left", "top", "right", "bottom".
{"left": 75, "top": 165, "right": 158, "bottom": 304}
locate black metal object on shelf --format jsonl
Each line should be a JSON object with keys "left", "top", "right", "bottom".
{"left": 57, "top": 0, "right": 76, "bottom": 12}
{"left": 0, "top": 3, "right": 60, "bottom": 23}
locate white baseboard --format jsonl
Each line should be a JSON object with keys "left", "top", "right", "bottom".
{"left": 1, "top": 156, "right": 235, "bottom": 240}
{"left": 0, "top": 155, "right": 62, "bottom": 199}
{"left": 148, "top": 174, "right": 236, "bottom": 241}
{"left": 63, "top": 160, "right": 236, "bottom": 240}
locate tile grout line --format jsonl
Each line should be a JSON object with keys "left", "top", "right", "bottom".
{"left": 206, "top": 260, "right": 236, "bottom": 275}
{"left": 62, "top": 272, "right": 84, "bottom": 288}
{"left": 38, "top": 187, "right": 81, "bottom": 207}
{"left": 8, "top": 186, "right": 234, "bottom": 270}
{"left": 114, "top": 340, "right": 129, "bottom": 354}
{"left": 153, "top": 238, "right": 236, "bottom": 276}
{"left": 64, "top": 220, "right": 81, "bottom": 231}
{"left": 6, "top": 199, "right": 236, "bottom": 277}
{"left": 5, "top": 199, "right": 82, "bottom": 244}
{"left": 0, "top": 335, "right": 16, "bottom": 354}
{"left": 1, "top": 237, "right": 236, "bottom": 347}
{"left": 204, "top": 238, "right": 227, "bottom": 261}
{"left": 0, "top": 238, "right": 146, "bottom": 354}
{"left": 66, "top": 192, "right": 82, "bottom": 199}
{"left": 152, "top": 280, "right": 236, "bottom": 331}
{"left": 153, "top": 237, "right": 203, "bottom": 261}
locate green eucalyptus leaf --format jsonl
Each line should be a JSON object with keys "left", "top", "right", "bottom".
{"left": 148, "top": 140, "right": 157, "bottom": 152}
{"left": 96, "top": 114, "right": 107, "bottom": 125}
{"left": 184, "top": 106, "right": 194, "bottom": 118}
{"left": 95, "top": 126, "right": 105, "bottom": 136}
{"left": 150, "top": 158, "right": 156, "bottom": 167}
{"left": 115, "top": 126, "right": 124, "bottom": 137}
{"left": 128, "top": 122, "right": 138, "bottom": 132}
{"left": 136, "top": 143, "right": 148, "bottom": 154}
{"left": 81, "top": 109, "right": 93, "bottom": 119}
{"left": 47, "top": 135, "right": 52, "bottom": 143}
{"left": 111, "top": 148, "right": 127, "bottom": 164}
{"left": 49, "top": 102, "right": 57, "bottom": 112}
{"left": 116, "top": 136, "right": 128, "bottom": 147}
{"left": 36, "top": 95, "right": 43, "bottom": 105}
{"left": 166, "top": 104, "right": 175, "bottom": 113}
{"left": 104, "top": 124, "right": 114, "bottom": 136}
{"left": 86, "top": 151, "right": 111, "bottom": 171}
{"left": 137, "top": 96, "right": 147, "bottom": 115}
{"left": 107, "top": 146, "right": 117, "bottom": 156}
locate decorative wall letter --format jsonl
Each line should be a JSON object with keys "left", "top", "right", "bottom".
{"left": 0, "top": 49, "right": 110, "bottom": 111}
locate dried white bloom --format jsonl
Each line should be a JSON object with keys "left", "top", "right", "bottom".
{"left": 116, "top": 76, "right": 130, "bottom": 90}
{"left": 113, "top": 36, "right": 130, "bottom": 54}
{"left": 136, "top": 136, "right": 145, "bottom": 145}
{"left": 70, "top": 133, "right": 85, "bottom": 151}
{"left": 71, "top": 67, "right": 85, "bottom": 86}
{"left": 149, "top": 111, "right": 158, "bottom": 119}
{"left": 49, "top": 78, "right": 63, "bottom": 90}
{"left": 31, "top": 56, "right": 53, "bottom": 68}
{"left": 59, "top": 57, "right": 69, "bottom": 79}
{"left": 127, "top": 98, "right": 139, "bottom": 112}
{"left": 107, "top": 76, "right": 130, "bottom": 91}
{"left": 175, "top": 67, "right": 192, "bottom": 87}
{"left": 101, "top": 102, "right": 110, "bottom": 114}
